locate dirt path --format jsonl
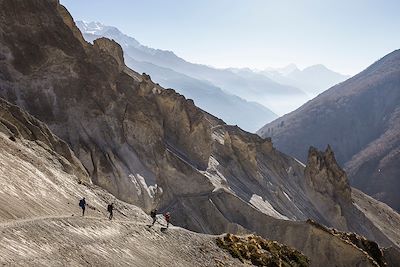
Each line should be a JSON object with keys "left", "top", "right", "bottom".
{"left": 0, "top": 215, "right": 243, "bottom": 267}
{"left": 0, "top": 215, "right": 77, "bottom": 229}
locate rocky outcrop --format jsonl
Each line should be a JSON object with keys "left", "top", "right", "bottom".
{"left": 306, "top": 220, "right": 387, "bottom": 267}
{"left": 0, "top": 1, "right": 399, "bottom": 266}
{"left": 303, "top": 147, "right": 394, "bottom": 247}
{"left": 93, "top": 38, "right": 125, "bottom": 70}
{"left": 216, "top": 233, "right": 309, "bottom": 266}
{"left": 0, "top": 97, "right": 89, "bottom": 183}
{"left": 304, "top": 146, "right": 352, "bottom": 229}
{"left": 305, "top": 146, "right": 351, "bottom": 202}
{"left": 336, "top": 231, "right": 385, "bottom": 267}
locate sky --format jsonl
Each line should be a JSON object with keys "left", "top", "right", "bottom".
{"left": 60, "top": 0, "right": 400, "bottom": 75}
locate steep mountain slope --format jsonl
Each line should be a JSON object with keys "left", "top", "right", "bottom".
{"left": 258, "top": 50, "right": 400, "bottom": 211}
{"left": 0, "top": 217, "right": 243, "bottom": 267}
{"left": 0, "top": 97, "right": 144, "bottom": 221}
{"left": 262, "top": 64, "right": 350, "bottom": 96}
{"left": 0, "top": 97, "right": 249, "bottom": 267}
{"left": 0, "top": 1, "right": 399, "bottom": 266}
{"left": 76, "top": 21, "right": 305, "bottom": 116}
{"left": 0, "top": 95, "right": 389, "bottom": 267}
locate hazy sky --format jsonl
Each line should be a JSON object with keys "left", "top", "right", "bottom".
{"left": 61, "top": 0, "right": 400, "bottom": 75}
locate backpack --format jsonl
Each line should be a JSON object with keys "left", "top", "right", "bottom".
{"left": 150, "top": 210, "right": 156, "bottom": 218}
{"left": 107, "top": 204, "right": 113, "bottom": 212}
{"left": 79, "top": 199, "right": 84, "bottom": 207}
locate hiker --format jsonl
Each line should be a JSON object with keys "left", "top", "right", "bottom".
{"left": 79, "top": 197, "right": 86, "bottom": 216}
{"left": 149, "top": 209, "right": 157, "bottom": 227}
{"left": 164, "top": 212, "right": 171, "bottom": 228}
{"left": 107, "top": 203, "right": 114, "bottom": 220}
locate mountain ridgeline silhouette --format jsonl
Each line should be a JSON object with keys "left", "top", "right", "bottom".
{"left": 262, "top": 64, "right": 350, "bottom": 96}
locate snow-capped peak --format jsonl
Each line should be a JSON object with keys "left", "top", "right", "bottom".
{"left": 76, "top": 20, "right": 141, "bottom": 48}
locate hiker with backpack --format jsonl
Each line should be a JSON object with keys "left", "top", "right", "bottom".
{"left": 149, "top": 209, "right": 157, "bottom": 227}
{"left": 79, "top": 197, "right": 86, "bottom": 216}
{"left": 164, "top": 212, "right": 171, "bottom": 228}
{"left": 107, "top": 203, "right": 114, "bottom": 220}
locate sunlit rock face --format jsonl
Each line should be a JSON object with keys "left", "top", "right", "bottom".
{"left": 304, "top": 146, "right": 352, "bottom": 229}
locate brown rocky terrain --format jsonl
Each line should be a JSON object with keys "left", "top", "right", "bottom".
{"left": 258, "top": 49, "right": 400, "bottom": 212}
{"left": 216, "top": 233, "right": 309, "bottom": 266}
{"left": 0, "top": 0, "right": 399, "bottom": 266}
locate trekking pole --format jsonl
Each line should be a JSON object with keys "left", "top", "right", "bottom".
{"left": 116, "top": 209, "right": 128, "bottom": 218}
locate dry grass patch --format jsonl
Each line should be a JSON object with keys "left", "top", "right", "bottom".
{"left": 216, "top": 233, "right": 309, "bottom": 267}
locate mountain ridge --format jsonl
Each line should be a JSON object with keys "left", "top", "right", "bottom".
{"left": 258, "top": 49, "right": 400, "bottom": 211}
{"left": 261, "top": 63, "right": 350, "bottom": 96}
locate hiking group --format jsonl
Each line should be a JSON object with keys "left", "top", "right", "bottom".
{"left": 79, "top": 197, "right": 114, "bottom": 220}
{"left": 79, "top": 197, "right": 171, "bottom": 228}
{"left": 149, "top": 209, "right": 171, "bottom": 228}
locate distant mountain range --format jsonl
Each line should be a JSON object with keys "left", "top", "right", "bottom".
{"left": 261, "top": 64, "right": 350, "bottom": 97}
{"left": 77, "top": 21, "right": 349, "bottom": 128}
{"left": 77, "top": 21, "right": 278, "bottom": 132}
{"left": 258, "top": 49, "right": 400, "bottom": 212}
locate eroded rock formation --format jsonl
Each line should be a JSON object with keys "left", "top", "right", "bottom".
{"left": 0, "top": 97, "right": 88, "bottom": 183}
{"left": 304, "top": 146, "right": 352, "bottom": 229}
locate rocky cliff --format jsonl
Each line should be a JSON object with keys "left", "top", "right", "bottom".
{"left": 0, "top": 97, "right": 88, "bottom": 184}
{"left": 0, "top": 1, "right": 399, "bottom": 266}
{"left": 0, "top": 88, "right": 388, "bottom": 267}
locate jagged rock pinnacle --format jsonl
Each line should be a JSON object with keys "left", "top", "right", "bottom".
{"left": 305, "top": 145, "right": 352, "bottom": 203}
{"left": 93, "top": 37, "right": 125, "bottom": 71}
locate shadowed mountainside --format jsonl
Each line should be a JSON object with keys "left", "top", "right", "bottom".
{"left": 258, "top": 49, "right": 400, "bottom": 212}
